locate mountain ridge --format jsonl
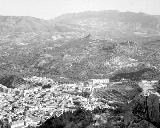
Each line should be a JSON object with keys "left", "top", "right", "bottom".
{"left": 0, "top": 10, "right": 160, "bottom": 38}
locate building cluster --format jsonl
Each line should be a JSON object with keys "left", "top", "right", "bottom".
{"left": 0, "top": 77, "right": 111, "bottom": 128}
{"left": 1, "top": 76, "right": 158, "bottom": 128}
{"left": 24, "top": 76, "right": 56, "bottom": 85}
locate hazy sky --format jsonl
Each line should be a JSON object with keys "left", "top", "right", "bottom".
{"left": 0, "top": 0, "right": 160, "bottom": 19}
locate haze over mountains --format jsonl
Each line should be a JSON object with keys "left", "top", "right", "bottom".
{"left": 0, "top": 10, "right": 160, "bottom": 38}
{"left": 54, "top": 11, "right": 160, "bottom": 38}
{"left": 0, "top": 16, "right": 55, "bottom": 34}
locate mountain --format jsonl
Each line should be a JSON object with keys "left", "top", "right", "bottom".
{"left": 0, "top": 16, "right": 57, "bottom": 34}
{"left": 1, "top": 10, "right": 160, "bottom": 41}
{"left": 54, "top": 10, "right": 160, "bottom": 41}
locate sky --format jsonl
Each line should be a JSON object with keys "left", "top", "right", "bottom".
{"left": 0, "top": 0, "right": 160, "bottom": 19}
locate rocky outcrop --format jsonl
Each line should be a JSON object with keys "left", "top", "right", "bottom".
{"left": 109, "top": 67, "right": 158, "bottom": 82}
{"left": 0, "top": 75, "right": 26, "bottom": 88}
{"left": 38, "top": 108, "right": 94, "bottom": 128}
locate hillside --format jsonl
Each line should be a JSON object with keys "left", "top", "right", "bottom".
{"left": 0, "top": 10, "right": 160, "bottom": 128}
{"left": 0, "top": 16, "right": 56, "bottom": 34}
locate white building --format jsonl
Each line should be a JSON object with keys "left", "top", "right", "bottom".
{"left": 90, "top": 79, "right": 109, "bottom": 85}
{"left": 150, "top": 80, "right": 158, "bottom": 84}
{"left": 11, "top": 120, "right": 25, "bottom": 128}
{"left": 139, "top": 80, "right": 158, "bottom": 96}
{"left": 25, "top": 116, "right": 34, "bottom": 126}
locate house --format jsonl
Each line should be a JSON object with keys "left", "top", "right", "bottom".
{"left": 90, "top": 79, "right": 109, "bottom": 85}
{"left": 150, "top": 80, "right": 158, "bottom": 84}
{"left": 28, "top": 116, "right": 40, "bottom": 126}
{"left": 141, "top": 80, "right": 158, "bottom": 84}
{"left": 25, "top": 116, "right": 34, "bottom": 126}
{"left": 11, "top": 120, "right": 25, "bottom": 128}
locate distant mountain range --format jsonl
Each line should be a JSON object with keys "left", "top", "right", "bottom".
{"left": 0, "top": 16, "right": 55, "bottom": 34}
{"left": 54, "top": 10, "right": 160, "bottom": 36}
{"left": 0, "top": 10, "right": 160, "bottom": 40}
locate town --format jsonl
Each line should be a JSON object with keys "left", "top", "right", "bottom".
{"left": 0, "top": 76, "right": 159, "bottom": 128}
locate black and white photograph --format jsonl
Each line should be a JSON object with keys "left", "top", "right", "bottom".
{"left": 0, "top": 0, "right": 160, "bottom": 128}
